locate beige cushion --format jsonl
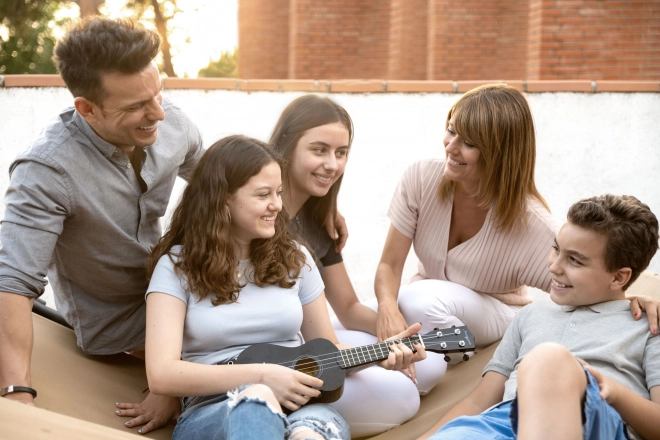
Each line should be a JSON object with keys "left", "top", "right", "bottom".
{"left": 5, "top": 271, "right": 659, "bottom": 439}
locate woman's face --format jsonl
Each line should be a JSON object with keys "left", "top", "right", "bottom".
{"left": 443, "top": 119, "right": 481, "bottom": 188}
{"left": 288, "top": 122, "right": 350, "bottom": 200}
{"left": 226, "top": 161, "right": 283, "bottom": 247}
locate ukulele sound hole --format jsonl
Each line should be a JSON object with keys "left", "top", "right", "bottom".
{"left": 293, "top": 356, "right": 320, "bottom": 377}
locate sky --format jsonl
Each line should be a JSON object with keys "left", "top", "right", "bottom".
{"left": 101, "top": 0, "right": 239, "bottom": 77}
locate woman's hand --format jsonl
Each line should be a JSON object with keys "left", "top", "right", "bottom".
{"left": 378, "top": 322, "right": 427, "bottom": 372}
{"left": 258, "top": 364, "right": 324, "bottom": 412}
{"left": 115, "top": 392, "right": 180, "bottom": 435}
{"left": 376, "top": 304, "right": 409, "bottom": 343}
{"left": 629, "top": 295, "right": 659, "bottom": 335}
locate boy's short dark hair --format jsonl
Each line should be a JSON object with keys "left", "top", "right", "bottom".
{"left": 568, "top": 194, "right": 659, "bottom": 290}
{"left": 53, "top": 17, "right": 160, "bottom": 106}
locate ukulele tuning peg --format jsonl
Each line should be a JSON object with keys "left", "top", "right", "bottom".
{"left": 444, "top": 355, "right": 451, "bottom": 362}
{"left": 463, "top": 353, "right": 470, "bottom": 362}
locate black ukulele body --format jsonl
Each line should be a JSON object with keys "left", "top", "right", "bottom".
{"left": 235, "top": 338, "right": 345, "bottom": 403}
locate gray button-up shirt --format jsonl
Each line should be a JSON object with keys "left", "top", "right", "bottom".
{"left": 0, "top": 97, "right": 204, "bottom": 354}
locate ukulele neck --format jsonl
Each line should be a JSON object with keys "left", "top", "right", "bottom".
{"left": 337, "top": 337, "right": 418, "bottom": 369}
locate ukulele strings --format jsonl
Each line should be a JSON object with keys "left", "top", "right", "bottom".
{"left": 289, "top": 336, "right": 470, "bottom": 376}
{"left": 262, "top": 335, "right": 469, "bottom": 374}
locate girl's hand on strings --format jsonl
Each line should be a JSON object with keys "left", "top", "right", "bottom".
{"left": 378, "top": 322, "right": 427, "bottom": 373}
{"left": 259, "top": 364, "right": 323, "bottom": 411}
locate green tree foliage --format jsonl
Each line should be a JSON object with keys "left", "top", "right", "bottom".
{"left": 198, "top": 48, "right": 238, "bottom": 78}
{"left": 0, "top": 0, "right": 73, "bottom": 74}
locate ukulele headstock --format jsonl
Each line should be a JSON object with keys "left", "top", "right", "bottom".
{"left": 411, "top": 325, "right": 475, "bottom": 361}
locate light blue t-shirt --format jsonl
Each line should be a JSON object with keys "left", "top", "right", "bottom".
{"left": 146, "top": 245, "right": 325, "bottom": 365}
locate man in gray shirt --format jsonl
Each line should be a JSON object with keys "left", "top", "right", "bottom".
{"left": 420, "top": 195, "right": 660, "bottom": 440}
{"left": 0, "top": 17, "right": 203, "bottom": 433}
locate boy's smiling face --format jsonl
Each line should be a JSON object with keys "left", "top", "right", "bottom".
{"left": 547, "top": 222, "right": 630, "bottom": 307}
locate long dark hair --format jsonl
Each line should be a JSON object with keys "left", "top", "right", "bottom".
{"left": 269, "top": 94, "right": 354, "bottom": 228}
{"left": 147, "top": 135, "right": 305, "bottom": 305}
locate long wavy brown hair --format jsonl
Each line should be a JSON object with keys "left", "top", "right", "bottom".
{"left": 269, "top": 94, "right": 354, "bottom": 228}
{"left": 438, "top": 84, "right": 549, "bottom": 231}
{"left": 147, "top": 135, "right": 306, "bottom": 305}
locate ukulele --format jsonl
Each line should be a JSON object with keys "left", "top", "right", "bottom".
{"left": 232, "top": 325, "right": 475, "bottom": 403}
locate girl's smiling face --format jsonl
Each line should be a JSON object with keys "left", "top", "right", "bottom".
{"left": 288, "top": 122, "right": 350, "bottom": 200}
{"left": 226, "top": 161, "right": 283, "bottom": 252}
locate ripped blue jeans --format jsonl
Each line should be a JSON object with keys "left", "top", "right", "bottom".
{"left": 173, "top": 385, "right": 351, "bottom": 440}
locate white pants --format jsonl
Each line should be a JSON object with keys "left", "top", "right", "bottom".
{"left": 330, "top": 320, "right": 420, "bottom": 437}
{"left": 398, "top": 279, "right": 520, "bottom": 394}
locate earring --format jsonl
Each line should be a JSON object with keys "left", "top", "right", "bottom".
{"left": 228, "top": 212, "right": 232, "bottom": 223}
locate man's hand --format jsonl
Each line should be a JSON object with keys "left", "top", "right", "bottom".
{"left": 325, "top": 211, "right": 349, "bottom": 253}
{"left": 629, "top": 295, "right": 659, "bottom": 335}
{"left": 115, "top": 392, "right": 180, "bottom": 435}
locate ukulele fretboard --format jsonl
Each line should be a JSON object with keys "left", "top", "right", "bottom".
{"left": 338, "top": 338, "right": 415, "bottom": 368}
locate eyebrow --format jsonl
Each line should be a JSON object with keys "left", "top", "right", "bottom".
{"left": 119, "top": 82, "right": 164, "bottom": 110}
{"left": 309, "top": 141, "right": 350, "bottom": 148}
{"left": 554, "top": 239, "right": 590, "bottom": 261}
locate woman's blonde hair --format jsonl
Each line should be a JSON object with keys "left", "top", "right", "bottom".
{"left": 438, "top": 84, "right": 548, "bottom": 230}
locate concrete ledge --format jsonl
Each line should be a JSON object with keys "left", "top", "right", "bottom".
{"left": 2, "top": 75, "right": 659, "bottom": 93}
{"left": 164, "top": 77, "right": 238, "bottom": 90}
{"left": 386, "top": 81, "right": 454, "bottom": 92}
{"left": 4, "top": 74, "right": 66, "bottom": 87}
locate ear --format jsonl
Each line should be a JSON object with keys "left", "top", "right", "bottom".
{"left": 610, "top": 267, "right": 632, "bottom": 291}
{"left": 74, "top": 97, "right": 101, "bottom": 123}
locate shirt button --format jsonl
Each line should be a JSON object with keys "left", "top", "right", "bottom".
{"left": 127, "top": 163, "right": 132, "bottom": 169}
{"left": 570, "top": 323, "right": 576, "bottom": 328}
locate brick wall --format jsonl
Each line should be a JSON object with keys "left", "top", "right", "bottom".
{"left": 238, "top": 0, "right": 660, "bottom": 80}
{"left": 289, "top": 0, "right": 390, "bottom": 79}
{"left": 428, "top": 0, "right": 529, "bottom": 80}
{"left": 388, "top": 0, "right": 428, "bottom": 80}
{"left": 238, "top": 0, "right": 289, "bottom": 79}
{"left": 528, "top": 0, "right": 660, "bottom": 80}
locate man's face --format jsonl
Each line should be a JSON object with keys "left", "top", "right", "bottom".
{"left": 546, "top": 222, "right": 625, "bottom": 307}
{"left": 88, "top": 63, "right": 165, "bottom": 152}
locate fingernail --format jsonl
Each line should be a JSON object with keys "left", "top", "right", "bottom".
{"left": 653, "top": 329, "right": 658, "bottom": 335}
{"left": 115, "top": 402, "right": 120, "bottom": 406}
{"left": 138, "top": 429, "right": 143, "bottom": 434}
{"left": 115, "top": 410, "right": 121, "bottom": 415}
{"left": 414, "top": 378, "right": 418, "bottom": 384}
{"left": 125, "top": 421, "right": 131, "bottom": 426}
{"left": 407, "top": 372, "right": 413, "bottom": 378}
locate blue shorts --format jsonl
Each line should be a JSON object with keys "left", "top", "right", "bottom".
{"left": 429, "top": 368, "right": 630, "bottom": 440}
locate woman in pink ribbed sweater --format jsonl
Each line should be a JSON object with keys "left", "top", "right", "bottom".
{"left": 373, "top": 84, "right": 660, "bottom": 394}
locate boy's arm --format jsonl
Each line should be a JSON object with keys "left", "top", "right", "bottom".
{"left": 585, "top": 365, "right": 660, "bottom": 439}
{"left": 417, "top": 371, "right": 507, "bottom": 440}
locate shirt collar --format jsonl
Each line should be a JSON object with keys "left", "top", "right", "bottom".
{"left": 72, "top": 110, "right": 122, "bottom": 159}
{"left": 561, "top": 299, "right": 630, "bottom": 314}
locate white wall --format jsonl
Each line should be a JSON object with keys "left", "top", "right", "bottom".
{"left": 1, "top": 87, "right": 659, "bottom": 307}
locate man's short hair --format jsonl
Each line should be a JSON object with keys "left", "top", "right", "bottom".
{"left": 567, "top": 194, "right": 659, "bottom": 290}
{"left": 53, "top": 17, "right": 160, "bottom": 106}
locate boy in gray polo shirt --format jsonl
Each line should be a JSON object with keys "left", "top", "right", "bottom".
{"left": 421, "top": 194, "right": 660, "bottom": 440}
